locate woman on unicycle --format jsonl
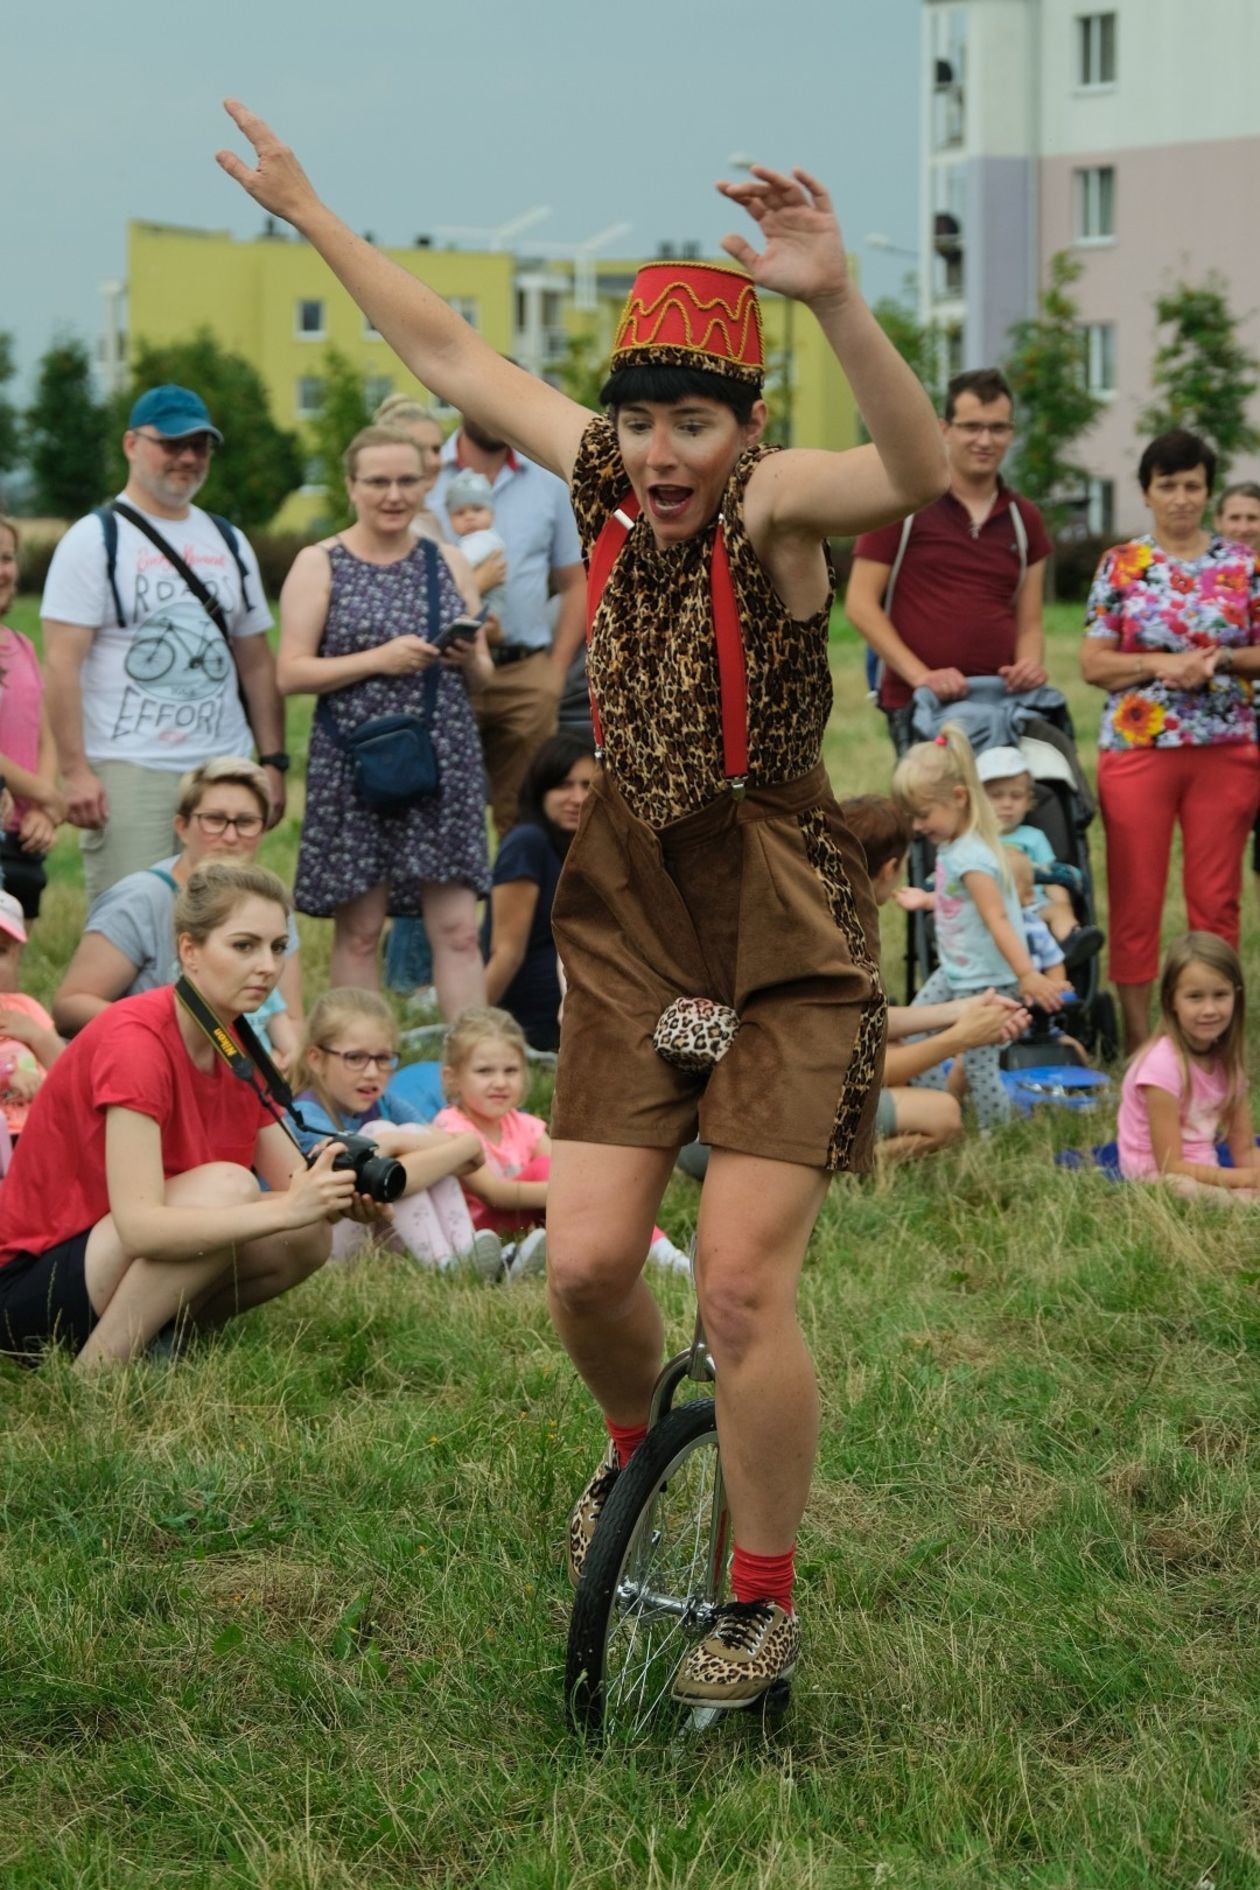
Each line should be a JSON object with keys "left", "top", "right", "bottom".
{"left": 217, "top": 102, "right": 947, "bottom": 1711}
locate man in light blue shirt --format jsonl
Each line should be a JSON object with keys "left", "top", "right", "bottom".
{"left": 433, "top": 415, "right": 585, "bottom": 835}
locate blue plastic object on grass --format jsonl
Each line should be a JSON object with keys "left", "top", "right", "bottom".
{"left": 1000, "top": 1066, "right": 1112, "bottom": 1115}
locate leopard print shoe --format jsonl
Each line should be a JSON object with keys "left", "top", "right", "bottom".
{"left": 671, "top": 1600, "right": 799, "bottom": 1708}
{"left": 566, "top": 1441, "right": 620, "bottom": 1586}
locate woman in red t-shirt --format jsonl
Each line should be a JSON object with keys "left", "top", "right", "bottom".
{"left": 0, "top": 861, "right": 366, "bottom": 1367}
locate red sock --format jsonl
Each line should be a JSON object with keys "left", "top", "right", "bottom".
{"left": 605, "top": 1416, "right": 648, "bottom": 1469}
{"left": 730, "top": 1543, "right": 796, "bottom": 1613}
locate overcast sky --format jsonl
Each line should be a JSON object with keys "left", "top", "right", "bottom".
{"left": 8, "top": 0, "right": 921, "bottom": 394}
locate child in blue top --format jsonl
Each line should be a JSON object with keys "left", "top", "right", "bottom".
{"left": 975, "top": 745, "right": 1079, "bottom": 944}
{"left": 893, "top": 725, "right": 1063, "bottom": 1127}
{"left": 293, "top": 988, "right": 504, "bottom": 1278}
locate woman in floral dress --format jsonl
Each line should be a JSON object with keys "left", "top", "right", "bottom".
{"left": 279, "top": 425, "right": 491, "bottom": 1009}
{"left": 1082, "top": 429, "right": 1260, "bottom": 1052}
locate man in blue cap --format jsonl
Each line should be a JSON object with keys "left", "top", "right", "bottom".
{"left": 42, "top": 385, "right": 288, "bottom": 901}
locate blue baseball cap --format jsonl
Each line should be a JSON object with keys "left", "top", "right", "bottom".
{"left": 127, "top": 384, "right": 224, "bottom": 443}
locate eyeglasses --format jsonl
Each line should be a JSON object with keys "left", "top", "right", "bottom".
{"left": 355, "top": 475, "right": 423, "bottom": 493}
{"left": 136, "top": 430, "right": 216, "bottom": 456}
{"left": 950, "top": 422, "right": 1015, "bottom": 440}
{"left": 193, "top": 810, "right": 265, "bottom": 837}
{"left": 316, "top": 1046, "right": 401, "bottom": 1073}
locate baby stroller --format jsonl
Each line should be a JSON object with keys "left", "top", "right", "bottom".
{"left": 895, "top": 677, "right": 1119, "bottom": 1062}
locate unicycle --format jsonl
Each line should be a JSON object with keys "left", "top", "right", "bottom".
{"left": 564, "top": 1306, "right": 791, "bottom": 1739}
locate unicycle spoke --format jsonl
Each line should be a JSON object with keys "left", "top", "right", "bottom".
{"left": 566, "top": 1399, "right": 726, "bottom": 1740}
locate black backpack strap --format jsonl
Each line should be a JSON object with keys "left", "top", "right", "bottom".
{"left": 93, "top": 504, "right": 127, "bottom": 627}
{"left": 109, "top": 501, "right": 232, "bottom": 640}
{"left": 207, "top": 513, "right": 254, "bottom": 614}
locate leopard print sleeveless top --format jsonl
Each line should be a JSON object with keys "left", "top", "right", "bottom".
{"left": 572, "top": 415, "right": 833, "bottom": 830}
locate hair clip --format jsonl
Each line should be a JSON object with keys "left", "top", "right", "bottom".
{"left": 934, "top": 733, "right": 948, "bottom": 746}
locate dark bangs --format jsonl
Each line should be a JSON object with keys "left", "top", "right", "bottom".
{"left": 599, "top": 364, "right": 760, "bottom": 424}
{"left": 516, "top": 731, "right": 597, "bottom": 857}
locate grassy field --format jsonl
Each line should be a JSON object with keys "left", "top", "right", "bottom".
{"left": 3, "top": 599, "right": 1260, "bottom": 1888}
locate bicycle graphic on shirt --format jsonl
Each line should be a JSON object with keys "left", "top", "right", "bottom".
{"left": 123, "top": 598, "right": 231, "bottom": 702}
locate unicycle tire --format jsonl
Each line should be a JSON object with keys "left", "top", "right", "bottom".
{"left": 566, "top": 1398, "right": 726, "bottom": 1739}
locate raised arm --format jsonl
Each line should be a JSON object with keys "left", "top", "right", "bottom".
{"left": 722, "top": 167, "right": 948, "bottom": 539}
{"left": 216, "top": 102, "right": 590, "bottom": 483}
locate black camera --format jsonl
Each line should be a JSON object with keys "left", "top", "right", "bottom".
{"left": 320, "top": 1132, "right": 407, "bottom": 1203}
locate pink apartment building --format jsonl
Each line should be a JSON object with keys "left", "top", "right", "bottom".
{"left": 921, "top": 0, "right": 1260, "bottom": 535}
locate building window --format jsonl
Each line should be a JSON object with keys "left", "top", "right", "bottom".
{"left": 1086, "top": 478, "right": 1115, "bottom": 536}
{"left": 296, "top": 298, "right": 326, "bottom": 338}
{"left": 446, "top": 295, "right": 479, "bottom": 329}
{"left": 1075, "top": 166, "right": 1115, "bottom": 242}
{"left": 1081, "top": 322, "right": 1116, "bottom": 395}
{"left": 930, "top": 5, "right": 968, "bottom": 151}
{"left": 1077, "top": 13, "right": 1117, "bottom": 87}
{"left": 296, "top": 376, "right": 324, "bottom": 419}
{"left": 365, "top": 375, "right": 393, "bottom": 410}
{"left": 931, "top": 162, "right": 967, "bottom": 301}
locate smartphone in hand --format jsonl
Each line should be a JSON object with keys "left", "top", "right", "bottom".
{"left": 431, "top": 616, "right": 481, "bottom": 654}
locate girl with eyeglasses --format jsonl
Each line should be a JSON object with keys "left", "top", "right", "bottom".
{"left": 53, "top": 756, "right": 303, "bottom": 1068}
{"left": 292, "top": 987, "right": 506, "bottom": 1278}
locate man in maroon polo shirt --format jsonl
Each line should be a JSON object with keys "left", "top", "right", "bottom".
{"left": 847, "top": 368, "right": 1052, "bottom": 739}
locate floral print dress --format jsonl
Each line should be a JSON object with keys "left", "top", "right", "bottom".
{"left": 1084, "top": 534, "right": 1260, "bottom": 750}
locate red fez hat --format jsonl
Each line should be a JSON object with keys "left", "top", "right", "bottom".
{"left": 610, "top": 261, "right": 764, "bottom": 386}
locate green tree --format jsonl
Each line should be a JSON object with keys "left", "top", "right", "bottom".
{"left": 25, "top": 337, "right": 110, "bottom": 518}
{"left": 108, "top": 329, "right": 304, "bottom": 528}
{"left": 1140, "top": 277, "right": 1260, "bottom": 477}
{"left": 554, "top": 329, "right": 607, "bottom": 411}
{"left": 305, "top": 346, "right": 375, "bottom": 531}
{"left": 868, "top": 278, "right": 944, "bottom": 424}
{"left": 0, "top": 333, "right": 20, "bottom": 479}
{"left": 1003, "top": 251, "right": 1103, "bottom": 531}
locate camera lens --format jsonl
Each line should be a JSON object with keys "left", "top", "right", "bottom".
{"left": 357, "top": 1153, "right": 407, "bottom": 1203}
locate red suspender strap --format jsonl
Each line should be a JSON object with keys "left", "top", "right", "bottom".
{"left": 585, "top": 491, "right": 749, "bottom": 796}
{"left": 584, "top": 495, "right": 640, "bottom": 757}
{"left": 709, "top": 517, "right": 748, "bottom": 791}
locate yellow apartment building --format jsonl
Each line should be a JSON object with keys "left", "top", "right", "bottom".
{"left": 121, "top": 220, "right": 859, "bottom": 529}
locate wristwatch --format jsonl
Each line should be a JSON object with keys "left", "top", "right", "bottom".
{"left": 258, "top": 751, "right": 291, "bottom": 772}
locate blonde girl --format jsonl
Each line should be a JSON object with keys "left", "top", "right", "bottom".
{"left": 892, "top": 724, "right": 1063, "bottom": 1127}
{"left": 295, "top": 988, "right": 504, "bottom": 1278}
{"left": 434, "top": 1007, "right": 688, "bottom": 1275}
{"left": 1116, "top": 933, "right": 1258, "bottom": 1192}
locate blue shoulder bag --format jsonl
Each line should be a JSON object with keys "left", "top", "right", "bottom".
{"left": 316, "top": 539, "right": 444, "bottom": 814}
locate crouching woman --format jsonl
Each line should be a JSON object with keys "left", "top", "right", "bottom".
{"left": 0, "top": 862, "right": 362, "bottom": 1368}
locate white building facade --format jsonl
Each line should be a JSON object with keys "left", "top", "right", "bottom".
{"left": 921, "top": 0, "right": 1260, "bottom": 534}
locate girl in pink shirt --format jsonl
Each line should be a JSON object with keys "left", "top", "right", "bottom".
{"left": 0, "top": 517, "right": 64, "bottom": 918}
{"left": 435, "top": 1008, "right": 688, "bottom": 1272}
{"left": 1117, "top": 932, "right": 1259, "bottom": 1194}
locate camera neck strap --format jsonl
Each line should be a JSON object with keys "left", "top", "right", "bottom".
{"left": 174, "top": 975, "right": 312, "bottom": 1151}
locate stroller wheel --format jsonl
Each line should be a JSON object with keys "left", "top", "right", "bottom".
{"left": 1091, "top": 991, "right": 1121, "bottom": 1064}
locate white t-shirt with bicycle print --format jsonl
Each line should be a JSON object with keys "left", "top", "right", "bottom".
{"left": 41, "top": 498, "right": 271, "bottom": 772}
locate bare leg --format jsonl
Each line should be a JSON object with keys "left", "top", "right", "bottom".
{"left": 546, "top": 1139, "right": 678, "bottom": 1427}
{"left": 878, "top": 1088, "right": 963, "bottom": 1164}
{"left": 330, "top": 882, "right": 389, "bottom": 990}
{"left": 695, "top": 1151, "right": 829, "bottom": 1555}
{"left": 77, "top": 1164, "right": 330, "bottom": 1369}
{"left": 1117, "top": 980, "right": 1153, "bottom": 1056}
{"left": 421, "top": 880, "right": 486, "bottom": 1019}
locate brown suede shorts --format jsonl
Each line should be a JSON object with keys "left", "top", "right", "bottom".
{"left": 550, "top": 763, "right": 887, "bottom": 1172}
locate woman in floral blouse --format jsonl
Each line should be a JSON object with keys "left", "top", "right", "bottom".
{"left": 1082, "top": 430, "right": 1260, "bottom": 1052}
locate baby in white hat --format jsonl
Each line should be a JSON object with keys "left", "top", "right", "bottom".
{"left": 444, "top": 469, "right": 508, "bottom": 618}
{"left": 975, "top": 745, "right": 1078, "bottom": 944}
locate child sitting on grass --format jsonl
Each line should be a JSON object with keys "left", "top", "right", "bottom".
{"left": 0, "top": 890, "right": 63, "bottom": 1168}
{"left": 841, "top": 797, "right": 1029, "bottom": 1159}
{"left": 1117, "top": 932, "right": 1260, "bottom": 1195}
{"left": 293, "top": 988, "right": 506, "bottom": 1278}
{"left": 435, "top": 1007, "right": 690, "bottom": 1273}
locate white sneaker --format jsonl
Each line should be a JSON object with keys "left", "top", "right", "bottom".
{"left": 647, "top": 1235, "right": 693, "bottom": 1275}
{"left": 506, "top": 1227, "right": 547, "bottom": 1282}
{"left": 465, "top": 1230, "right": 506, "bottom": 1283}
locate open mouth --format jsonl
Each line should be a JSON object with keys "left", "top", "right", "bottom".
{"left": 646, "top": 484, "right": 694, "bottom": 522}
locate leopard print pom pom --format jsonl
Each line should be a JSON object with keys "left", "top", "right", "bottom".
{"left": 652, "top": 997, "right": 740, "bottom": 1073}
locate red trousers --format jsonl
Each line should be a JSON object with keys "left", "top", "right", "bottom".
{"left": 1098, "top": 742, "right": 1259, "bottom": 985}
